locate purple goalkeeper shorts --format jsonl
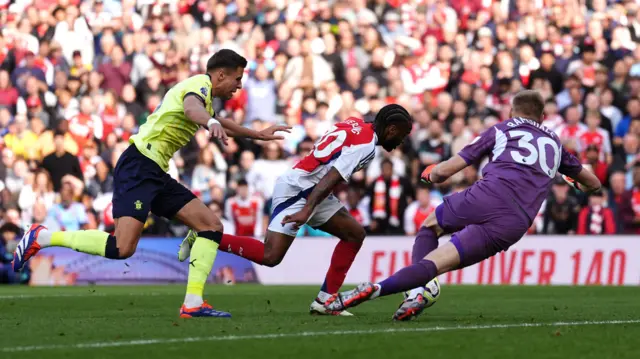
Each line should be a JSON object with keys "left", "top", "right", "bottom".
{"left": 435, "top": 184, "right": 530, "bottom": 268}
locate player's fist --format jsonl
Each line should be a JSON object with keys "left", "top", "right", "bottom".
{"left": 562, "top": 175, "right": 582, "bottom": 191}
{"left": 421, "top": 164, "right": 437, "bottom": 184}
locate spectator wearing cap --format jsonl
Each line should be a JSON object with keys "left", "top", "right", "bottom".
{"left": 245, "top": 63, "right": 277, "bottom": 124}
{"left": 582, "top": 143, "right": 609, "bottom": 185}
{"left": 41, "top": 130, "right": 82, "bottom": 192}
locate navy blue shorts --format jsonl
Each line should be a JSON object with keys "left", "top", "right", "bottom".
{"left": 112, "top": 145, "right": 196, "bottom": 223}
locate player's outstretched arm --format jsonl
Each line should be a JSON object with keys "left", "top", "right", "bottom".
{"left": 281, "top": 168, "right": 344, "bottom": 227}
{"left": 421, "top": 155, "right": 469, "bottom": 184}
{"left": 218, "top": 117, "right": 291, "bottom": 141}
{"left": 563, "top": 167, "right": 602, "bottom": 194}
{"left": 184, "top": 95, "right": 229, "bottom": 144}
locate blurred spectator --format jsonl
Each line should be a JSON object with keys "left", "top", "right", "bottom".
{"left": 43, "top": 181, "right": 88, "bottom": 232}
{"left": 618, "top": 163, "right": 640, "bottom": 234}
{"left": 543, "top": 177, "right": 580, "bottom": 235}
{"left": 404, "top": 184, "right": 437, "bottom": 236}
{"left": 368, "top": 159, "right": 410, "bottom": 235}
{"left": 344, "top": 185, "right": 371, "bottom": 232}
{"left": 0, "top": 222, "right": 25, "bottom": 284}
{"left": 245, "top": 63, "right": 277, "bottom": 124}
{"left": 191, "top": 144, "right": 227, "bottom": 204}
{"left": 577, "top": 192, "right": 617, "bottom": 235}
{"left": 18, "top": 169, "right": 55, "bottom": 224}
{"left": 225, "top": 179, "right": 264, "bottom": 237}
{"left": 41, "top": 130, "right": 82, "bottom": 192}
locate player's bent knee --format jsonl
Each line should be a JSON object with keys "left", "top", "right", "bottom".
{"left": 262, "top": 252, "right": 283, "bottom": 267}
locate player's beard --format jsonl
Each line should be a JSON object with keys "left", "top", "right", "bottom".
{"left": 382, "top": 140, "right": 401, "bottom": 152}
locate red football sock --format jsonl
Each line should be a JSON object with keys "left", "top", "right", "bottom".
{"left": 220, "top": 234, "right": 265, "bottom": 264}
{"left": 321, "top": 240, "right": 363, "bottom": 294}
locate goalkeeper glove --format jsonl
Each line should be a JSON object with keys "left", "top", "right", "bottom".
{"left": 421, "top": 164, "right": 437, "bottom": 184}
{"left": 562, "top": 175, "right": 583, "bottom": 191}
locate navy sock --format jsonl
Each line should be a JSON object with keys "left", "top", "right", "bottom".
{"left": 105, "top": 235, "right": 120, "bottom": 259}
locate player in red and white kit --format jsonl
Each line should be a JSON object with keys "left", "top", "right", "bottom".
{"left": 179, "top": 104, "right": 414, "bottom": 316}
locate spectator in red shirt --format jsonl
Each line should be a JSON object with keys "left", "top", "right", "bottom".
{"left": 98, "top": 45, "right": 131, "bottom": 97}
{"left": 580, "top": 110, "right": 612, "bottom": 164}
{"left": 0, "top": 70, "right": 18, "bottom": 112}
{"left": 67, "top": 96, "right": 102, "bottom": 150}
{"left": 582, "top": 144, "right": 608, "bottom": 184}
{"left": 577, "top": 191, "right": 616, "bottom": 235}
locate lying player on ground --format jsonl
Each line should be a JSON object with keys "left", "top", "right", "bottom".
{"left": 13, "top": 49, "right": 290, "bottom": 318}
{"left": 324, "top": 90, "right": 602, "bottom": 321}
{"left": 179, "top": 104, "right": 414, "bottom": 315}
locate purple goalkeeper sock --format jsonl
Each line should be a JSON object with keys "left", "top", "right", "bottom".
{"left": 412, "top": 226, "right": 439, "bottom": 264}
{"left": 378, "top": 259, "right": 437, "bottom": 297}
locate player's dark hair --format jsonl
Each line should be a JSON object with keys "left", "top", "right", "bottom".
{"left": 237, "top": 179, "right": 248, "bottom": 187}
{"left": 206, "top": 49, "right": 248, "bottom": 72}
{"left": 511, "top": 90, "right": 545, "bottom": 121}
{"left": 373, "top": 104, "right": 412, "bottom": 139}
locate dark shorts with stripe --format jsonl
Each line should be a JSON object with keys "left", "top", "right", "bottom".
{"left": 112, "top": 144, "right": 196, "bottom": 223}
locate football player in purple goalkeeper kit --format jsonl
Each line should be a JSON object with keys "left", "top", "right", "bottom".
{"left": 324, "top": 90, "right": 602, "bottom": 321}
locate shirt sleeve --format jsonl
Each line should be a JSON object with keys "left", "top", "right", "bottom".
{"left": 182, "top": 76, "right": 210, "bottom": 106}
{"left": 332, "top": 142, "right": 376, "bottom": 182}
{"left": 558, "top": 146, "right": 583, "bottom": 178}
{"left": 458, "top": 126, "right": 497, "bottom": 164}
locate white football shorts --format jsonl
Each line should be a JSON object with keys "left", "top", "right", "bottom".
{"left": 267, "top": 178, "right": 343, "bottom": 237}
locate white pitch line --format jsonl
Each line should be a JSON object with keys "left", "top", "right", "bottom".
{"left": 1, "top": 319, "right": 639, "bottom": 353}
{"left": 0, "top": 292, "right": 166, "bottom": 300}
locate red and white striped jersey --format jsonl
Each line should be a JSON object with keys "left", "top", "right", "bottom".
{"left": 281, "top": 117, "right": 377, "bottom": 189}
{"left": 224, "top": 196, "right": 264, "bottom": 237}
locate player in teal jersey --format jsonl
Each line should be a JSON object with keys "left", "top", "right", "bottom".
{"left": 13, "top": 49, "right": 289, "bottom": 318}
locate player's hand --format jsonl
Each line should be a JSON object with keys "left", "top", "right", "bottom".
{"left": 562, "top": 175, "right": 582, "bottom": 191}
{"left": 258, "top": 125, "right": 292, "bottom": 141}
{"left": 281, "top": 207, "right": 312, "bottom": 230}
{"left": 420, "top": 164, "right": 437, "bottom": 184}
{"left": 208, "top": 123, "right": 229, "bottom": 145}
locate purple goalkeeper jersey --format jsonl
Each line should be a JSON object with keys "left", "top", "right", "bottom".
{"left": 458, "top": 117, "right": 583, "bottom": 222}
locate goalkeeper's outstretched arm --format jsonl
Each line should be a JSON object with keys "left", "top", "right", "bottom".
{"left": 564, "top": 167, "right": 602, "bottom": 194}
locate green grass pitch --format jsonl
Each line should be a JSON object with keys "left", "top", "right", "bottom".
{"left": 1, "top": 285, "right": 640, "bottom": 359}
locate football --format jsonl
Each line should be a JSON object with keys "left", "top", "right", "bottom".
{"left": 404, "top": 277, "right": 441, "bottom": 308}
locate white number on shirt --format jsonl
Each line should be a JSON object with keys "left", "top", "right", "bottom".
{"left": 313, "top": 129, "right": 347, "bottom": 158}
{"left": 509, "top": 130, "right": 561, "bottom": 178}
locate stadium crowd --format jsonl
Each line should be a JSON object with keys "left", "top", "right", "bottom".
{"left": 1, "top": 0, "right": 640, "bottom": 278}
